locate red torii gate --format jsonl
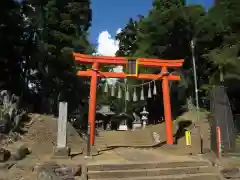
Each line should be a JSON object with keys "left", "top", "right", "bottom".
{"left": 73, "top": 53, "right": 184, "bottom": 145}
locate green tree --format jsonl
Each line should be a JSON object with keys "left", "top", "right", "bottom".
{"left": 116, "top": 18, "right": 139, "bottom": 57}
{"left": 115, "top": 0, "right": 229, "bottom": 112}
{"left": 203, "top": 0, "right": 240, "bottom": 86}
{"left": 23, "top": 0, "right": 93, "bottom": 114}
{"left": 0, "top": 0, "right": 26, "bottom": 93}
{"left": 135, "top": 2, "right": 207, "bottom": 108}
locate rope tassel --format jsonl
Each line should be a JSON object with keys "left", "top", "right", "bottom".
{"left": 104, "top": 82, "right": 108, "bottom": 93}
{"left": 111, "top": 84, "right": 115, "bottom": 97}
{"left": 125, "top": 85, "right": 130, "bottom": 101}
{"left": 117, "top": 84, "right": 122, "bottom": 99}
{"left": 153, "top": 81, "right": 157, "bottom": 95}
{"left": 140, "top": 85, "right": 144, "bottom": 100}
{"left": 133, "top": 88, "right": 137, "bottom": 102}
{"left": 148, "top": 82, "right": 152, "bottom": 98}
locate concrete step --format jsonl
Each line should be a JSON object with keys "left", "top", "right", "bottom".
{"left": 87, "top": 161, "right": 210, "bottom": 171}
{"left": 88, "top": 173, "right": 221, "bottom": 180}
{"left": 87, "top": 166, "right": 216, "bottom": 179}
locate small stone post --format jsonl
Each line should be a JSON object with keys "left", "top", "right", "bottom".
{"left": 53, "top": 102, "right": 70, "bottom": 157}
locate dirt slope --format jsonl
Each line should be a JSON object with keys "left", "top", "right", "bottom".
{"left": 20, "top": 111, "right": 210, "bottom": 155}
{"left": 18, "top": 114, "right": 84, "bottom": 155}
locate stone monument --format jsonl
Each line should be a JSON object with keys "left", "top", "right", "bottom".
{"left": 53, "top": 102, "right": 70, "bottom": 157}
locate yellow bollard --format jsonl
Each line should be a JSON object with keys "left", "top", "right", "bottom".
{"left": 185, "top": 130, "right": 191, "bottom": 146}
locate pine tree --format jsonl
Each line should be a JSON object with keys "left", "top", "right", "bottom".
{"left": 116, "top": 18, "right": 139, "bottom": 57}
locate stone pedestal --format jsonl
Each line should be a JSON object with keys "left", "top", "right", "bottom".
{"left": 142, "top": 120, "right": 147, "bottom": 129}
{"left": 133, "top": 122, "right": 142, "bottom": 130}
{"left": 118, "top": 124, "right": 128, "bottom": 131}
{"left": 83, "top": 145, "right": 99, "bottom": 159}
{"left": 53, "top": 147, "right": 71, "bottom": 158}
{"left": 140, "top": 107, "right": 149, "bottom": 129}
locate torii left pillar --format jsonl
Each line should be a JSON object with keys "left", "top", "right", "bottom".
{"left": 88, "top": 62, "right": 99, "bottom": 146}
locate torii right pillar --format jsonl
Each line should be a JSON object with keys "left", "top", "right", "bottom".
{"left": 162, "top": 67, "right": 174, "bottom": 145}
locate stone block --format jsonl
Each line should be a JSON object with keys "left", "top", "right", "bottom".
{"left": 37, "top": 162, "right": 60, "bottom": 180}
{"left": 55, "top": 165, "right": 81, "bottom": 176}
{"left": 0, "top": 148, "right": 11, "bottom": 162}
{"left": 37, "top": 162, "right": 79, "bottom": 180}
{"left": 10, "top": 144, "right": 31, "bottom": 161}
{"left": 37, "top": 168, "right": 59, "bottom": 180}
{"left": 53, "top": 147, "right": 70, "bottom": 158}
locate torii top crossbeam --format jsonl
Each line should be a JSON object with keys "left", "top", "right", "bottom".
{"left": 73, "top": 52, "right": 184, "bottom": 146}
{"left": 73, "top": 53, "right": 184, "bottom": 80}
{"left": 73, "top": 53, "right": 184, "bottom": 67}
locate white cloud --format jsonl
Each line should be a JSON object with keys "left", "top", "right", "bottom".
{"left": 96, "top": 29, "right": 121, "bottom": 56}
{"left": 96, "top": 29, "right": 123, "bottom": 84}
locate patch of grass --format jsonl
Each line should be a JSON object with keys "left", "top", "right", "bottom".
{"left": 236, "top": 135, "right": 240, "bottom": 144}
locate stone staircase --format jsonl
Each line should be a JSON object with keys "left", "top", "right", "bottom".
{"left": 86, "top": 160, "right": 222, "bottom": 180}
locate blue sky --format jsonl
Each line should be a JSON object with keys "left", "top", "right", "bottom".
{"left": 90, "top": 0, "right": 214, "bottom": 44}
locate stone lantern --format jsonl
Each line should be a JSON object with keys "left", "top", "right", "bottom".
{"left": 140, "top": 107, "right": 149, "bottom": 129}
